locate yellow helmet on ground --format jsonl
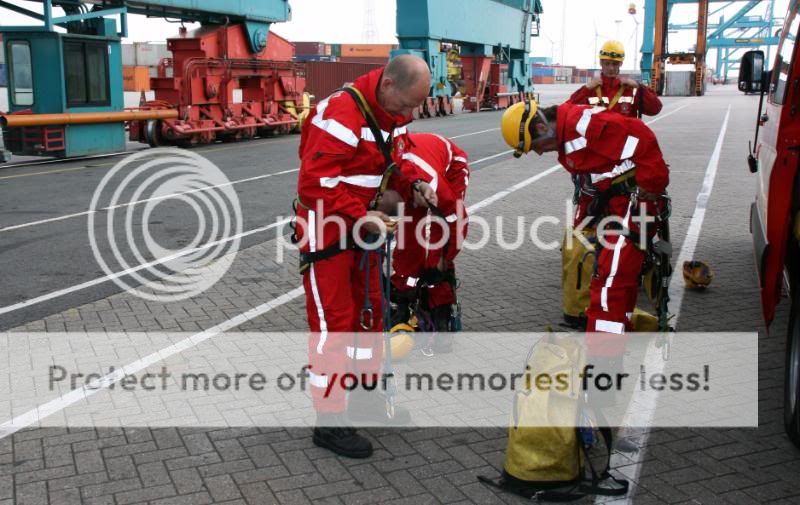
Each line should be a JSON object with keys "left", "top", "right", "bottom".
{"left": 387, "top": 323, "right": 416, "bottom": 360}
{"left": 682, "top": 260, "right": 714, "bottom": 289}
{"left": 599, "top": 40, "right": 625, "bottom": 62}
{"left": 501, "top": 100, "right": 538, "bottom": 157}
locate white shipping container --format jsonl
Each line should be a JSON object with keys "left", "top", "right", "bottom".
{"left": 122, "top": 43, "right": 136, "bottom": 66}
{"left": 135, "top": 42, "right": 170, "bottom": 67}
{"left": 664, "top": 71, "right": 695, "bottom": 96}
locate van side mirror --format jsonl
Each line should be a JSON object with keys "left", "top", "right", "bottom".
{"left": 739, "top": 50, "right": 765, "bottom": 93}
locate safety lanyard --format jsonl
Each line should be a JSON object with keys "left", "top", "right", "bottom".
{"left": 340, "top": 86, "right": 397, "bottom": 209}
{"left": 595, "top": 85, "right": 626, "bottom": 111}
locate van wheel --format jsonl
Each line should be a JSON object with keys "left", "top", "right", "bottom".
{"left": 786, "top": 269, "right": 800, "bottom": 448}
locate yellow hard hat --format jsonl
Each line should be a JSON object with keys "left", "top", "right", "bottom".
{"left": 501, "top": 100, "right": 538, "bottom": 157}
{"left": 682, "top": 260, "right": 714, "bottom": 289}
{"left": 599, "top": 40, "right": 625, "bottom": 62}
{"left": 387, "top": 323, "right": 416, "bottom": 360}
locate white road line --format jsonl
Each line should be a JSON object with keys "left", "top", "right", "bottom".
{"left": 0, "top": 168, "right": 301, "bottom": 233}
{"left": 451, "top": 128, "right": 500, "bottom": 139}
{"left": 0, "top": 218, "right": 291, "bottom": 317}
{"left": 0, "top": 103, "right": 688, "bottom": 316}
{"left": 0, "top": 149, "right": 510, "bottom": 317}
{"left": 0, "top": 101, "right": 694, "bottom": 438}
{"left": 598, "top": 105, "right": 731, "bottom": 504}
{"left": 0, "top": 286, "right": 305, "bottom": 440}
{"left": 0, "top": 155, "right": 551, "bottom": 438}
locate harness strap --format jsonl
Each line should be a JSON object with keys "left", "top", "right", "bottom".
{"left": 595, "top": 85, "right": 627, "bottom": 111}
{"left": 340, "top": 86, "right": 397, "bottom": 209}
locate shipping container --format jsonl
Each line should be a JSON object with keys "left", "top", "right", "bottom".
{"left": 664, "top": 71, "right": 696, "bottom": 96}
{"left": 531, "top": 66, "right": 555, "bottom": 77}
{"left": 295, "top": 54, "right": 337, "bottom": 62}
{"left": 294, "top": 41, "right": 327, "bottom": 56}
{"left": 330, "top": 44, "right": 341, "bottom": 57}
{"left": 339, "top": 43, "right": 396, "bottom": 58}
{"left": 264, "top": 32, "right": 294, "bottom": 62}
{"left": 0, "top": 64, "right": 6, "bottom": 87}
{"left": 123, "top": 66, "right": 151, "bottom": 92}
{"left": 0, "top": 34, "right": 5, "bottom": 65}
{"left": 121, "top": 42, "right": 170, "bottom": 67}
{"left": 304, "top": 61, "right": 384, "bottom": 101}
{"left": 337, "top": 56, "right": 388, "bottom": 65}
{"left": 541, "top": 76, "right": 555, "bottom": 84}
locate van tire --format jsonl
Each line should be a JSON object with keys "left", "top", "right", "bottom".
{"left": 785, "top": 290, "right": 800, "bottom": 448}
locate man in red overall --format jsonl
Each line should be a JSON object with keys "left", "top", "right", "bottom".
{"left": 295, "top": 55, "right": 435, "bottom": 458}
{"left": 500, "top": 100, "right": 669, "bottom": 355}
{"left": 568, "top": 40, "right": 662, "bottom": 118}
{"left": 560, "top": 40, "right": 663, "bottom": 328}
{"left": 390, "top": 132, "right": 470, "bottom": 352}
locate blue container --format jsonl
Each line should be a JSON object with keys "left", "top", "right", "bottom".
{"left": 294, "top": 54, "right": 337, "bottom": 62}
{"left": 532, "top": 66, "right": 554, "bottom": 77}
{"left": 0, "top": 64, "right": 6, "bottom": 87}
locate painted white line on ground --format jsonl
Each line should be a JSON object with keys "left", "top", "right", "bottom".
{"left": 0, "top": 101, "right": 689, "bottom": 318}
{"left": 597, "top": 105, "right": 731, "bottom": 505}
{"left": 0, "top": 100, "right": 694, "bottom": 438}
{"left": 0, "top": 218, "right": 291, "bottom": 317}
{"left": 451, "top": 128, "right": 500, "bottom": 139}
{"left": 0, "top": 286, "right": 305, "bottom": 440}
{"left": 0, "top": 168, "right": 301, "bottom": 233}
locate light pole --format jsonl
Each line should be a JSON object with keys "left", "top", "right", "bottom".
{"left": 630, "top": 3, "right": 641, "bottom": 73}
{"left": 542, "top": 34, "right": 556, "bottom": 64}
{"left": 615, "top": 19, "right": 623, "bottom": 40}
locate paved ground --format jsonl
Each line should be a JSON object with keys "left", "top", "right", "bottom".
{"left": 1, "top": 84, "right": 799, "bottom": 504}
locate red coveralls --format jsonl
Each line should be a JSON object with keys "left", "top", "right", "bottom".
{"left": 391, "top": 133, "right": 470, "bottom": 307}
{"left": 556, "top": 103, "right": 669, "bottom": 353}
{"left": 295, "top": 68, "right": 419, "bottom": 412}
{"left": 568, "top": 75, "right": 663, "bottom": 117}
{"left": 568, "top": 75, "right": 663, "bottom": 224}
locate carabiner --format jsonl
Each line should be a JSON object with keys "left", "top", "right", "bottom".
{"left": 360, "top": 308, "right": 374, "bottom": 330}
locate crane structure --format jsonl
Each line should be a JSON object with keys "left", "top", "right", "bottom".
{"left": 394, "top": 0, "right": 543, "bottom": 116}
{"left": 0, "top": 0, "right": 306, "bottom": 160}
{"left": 641, "top": 0, "right": 782, "bottom": 95}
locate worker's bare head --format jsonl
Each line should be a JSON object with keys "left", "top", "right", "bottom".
{"left": 379, "top": 55, "right": 432, "bottom": 119}
{"left": 501, "top": 101, "right": 559, "bottom": 157}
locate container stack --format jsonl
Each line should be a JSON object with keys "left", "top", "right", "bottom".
{"left": 335, "top": 44, "right": 396, "bottom": 65}
{"left": 294, "top": 41, "right": 336, "bottom": 63}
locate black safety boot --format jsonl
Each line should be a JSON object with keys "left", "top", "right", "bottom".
{"left": 347, "top": 389, "right": 411, "bottom": 426}
{"left": 313, "top": 412, "right": 373, "bottom": 458}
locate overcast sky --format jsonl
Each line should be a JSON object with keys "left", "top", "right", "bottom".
{"left": 1, "top": 0, "right": 789, "bottom": 71}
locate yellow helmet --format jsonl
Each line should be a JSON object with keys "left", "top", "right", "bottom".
{"left": 387, "top": 323, "right": 416, "bottom": 360}
{"left": 501, "top": 100, "right": 538, "bottom": 157}
{"left": 599, "top": 40, "right": 625, "bottom": 62}
{"left": 682, "top": 260, "right": 714, "bottom": 289}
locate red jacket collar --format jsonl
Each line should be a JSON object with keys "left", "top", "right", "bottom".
{"left": 352, "top": 67, "right": 414, "bottom": 130}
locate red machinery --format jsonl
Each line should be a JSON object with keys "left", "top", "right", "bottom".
{"left": 130, "top": 25, "right": 308, "bottom": 147}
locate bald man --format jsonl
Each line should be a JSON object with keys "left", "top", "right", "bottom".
{"left": 295, "top": 55, "right": 434, "bottom": 458}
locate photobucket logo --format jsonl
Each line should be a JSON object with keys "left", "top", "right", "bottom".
{"left": 88, "top": 148, "right": 243, "bottom": 302}
{"left": 275, "top": 198, "right": 658, "bottom": 262}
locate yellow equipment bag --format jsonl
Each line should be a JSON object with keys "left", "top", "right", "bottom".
{"left": 478, "top": 335, "right": 629, "bottom": 500}
{"left": 562, "top": 228, "right": 596, "bottom": 325}
{"left": 504, "top": 335, "right": 585, "bottom": 484}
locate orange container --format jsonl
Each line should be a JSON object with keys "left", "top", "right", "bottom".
{"left": 541, "top": 76, "right": 555, "bottom": 84}
{"left": 339, "top": 43, "right": 396, "bottom": 58}
{"left": 123, "top": 66, "right": 151, "bottom": 92}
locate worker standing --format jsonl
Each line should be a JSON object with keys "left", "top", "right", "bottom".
{"left": 390, "top": 132, "right": 470, "bottom": 353}
{"left": 500, "top": 100, "right": 670, "bottom": 355}
{"left": 294, "top": 55, "right": 434, "bottom": 458}
{"left": 568, "top": 40, "right": 662, "bottom": 117}
{"left": 560, "top": 40, "right": 663, "bottom": 329}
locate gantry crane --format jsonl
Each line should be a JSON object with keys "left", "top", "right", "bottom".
{"left": 0, "top": 0, "right": 306, "bottom": 160}
{"left": 641, "top": 0, "right": 781, "bottom": 95}
{"left": 393, "top": 0, "right": 543, "bottom": 116}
